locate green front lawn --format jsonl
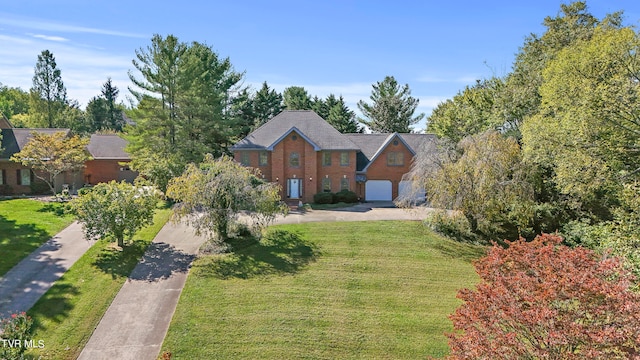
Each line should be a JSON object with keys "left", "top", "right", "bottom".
{"left": 0, "top": 198, "right": 74, "bottom": 276}
{"left": 161, "top": 221, "right": 485, "bottom": 359}
{"left": 26, "top": 205, "right": 172, "bottom": 360}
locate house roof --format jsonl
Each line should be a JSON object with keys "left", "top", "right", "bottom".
{"left": 346, "top": 133, "right": 437, "bottom": 171}
{"left": 86, "top": 134, "right": 131, "bottom": 159}
{"left": 231, "top": 110, "right": 360, "bottom": 151}
{"left": 0, "top": 128, "right": 71, "bottom": 159}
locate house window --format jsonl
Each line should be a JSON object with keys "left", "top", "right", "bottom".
{"left": 289, "top": 152, "right": 300, "bottom": 167}
{"left": 322, "top": 151, "right": 331, "bottom": 166}
{"left": 259, "top": 151, "right": 268, "bottom": 166}
{"left": 0, "top": 170, "right": 5, "bottom": 185}
{"left": 17, "top": 169, "right": 31, "bottom": 186}
{"left": 240, "top": 152, "right": 250, "bottom": 166}
{"left": 387, "top": 152, "right": 404, "bottom": 166}
{"left": 322, "top": 177, "right": 331, "bottom": 192}
{"left": 341, "top": 177, "right": 349, "bottom": 191}
{"left": 340, "top": 152, "right": 349, "bottom": 166}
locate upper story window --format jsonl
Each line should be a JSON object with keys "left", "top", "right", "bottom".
{"left": 340, "top": 152, "right": 349, "bottom": 166}
{"left": 240, "top": 152, "right": 250, "bottom": 166}
{"left": 289, "top": 152, "right": 300, "bottom": 167}
{"left": 259, "top": 151, "right": 268, "bottom": 166}
{"left": 322, "top": 151, "right": 331, "bottom": 166}
{"left": 387, "top": 152, "right": 404, "bottom": 166}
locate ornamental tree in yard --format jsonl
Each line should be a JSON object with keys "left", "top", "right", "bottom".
{"left": 447, "top": 233, "right": 640, "bottom": 359}
{"left": 166, "top": 154, "right": 286, "bottom": 243}
{"left": 11, "top": 131, "right": 90, "bottom": 195}
{"left": 71, "top": 180, "right": 157, "bottom": 247}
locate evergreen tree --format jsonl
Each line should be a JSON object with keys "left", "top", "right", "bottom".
{"left": 357, "top": 76, "right": 424, "bottom": 133}
{"left": 283, "top": 86, "right": 312, "bottom": 110}
{"left": 29, "top": 50, "right": 67, "bottom": 128}
{"left": 101, "top": 78, "right": 124, "bottom": 131}
{"left": 252, "top": 82, "right": 283, "bottom": 128}
{"left": 326, "top": 95, "right": 362, "bottom": 133}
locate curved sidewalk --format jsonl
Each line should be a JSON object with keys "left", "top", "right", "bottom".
{"left": 0, "top": 221, "right": 95, "bottom": 317}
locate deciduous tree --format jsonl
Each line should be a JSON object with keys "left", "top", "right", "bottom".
{"left": 357, "top": 75, "right": 424, "bottom": 133}
{"left": 166, "top": 154, "right": 286, "bottom": 243}
{"left": 448, "top": 233, "right": 640, "bottom": 359}
{"left": 10, "top": 131, "right": 90, "bottom": 195}
{"left": 71, "top": 180, "right": 158, "bottom": 247}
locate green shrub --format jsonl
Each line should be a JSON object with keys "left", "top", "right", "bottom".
{"left": 0, "top": 184, "right": 12, "bottom": 196}
{"left": 313, "top": 192, "right": 334, "bottom": 204}
{"left": 29, "top": 181, "right": 50, "bottom": 195}
{"left": 424, "top": 210, "right": 477, "bottom": 243}
{"left": 334, "top": 189, "right": 358, "bottom": 203}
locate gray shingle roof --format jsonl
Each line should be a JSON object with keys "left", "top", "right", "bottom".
{"left": 0, "top": 128, "right": 71, "bottom": 159}
{"left": 345, "top": 133, "right": 437, "bottom": 171}
{"left": 87, "top": 134, "right": 130, "bottom": 159}
{"left": 231, "top": 110, "right": 360, "bottom": 151}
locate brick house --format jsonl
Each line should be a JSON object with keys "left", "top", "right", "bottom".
{"left": 0, "top": 117, "right": 136, "bottom": 195}
{"left": 231, "top": 110, "right": 434, "bottom": 204}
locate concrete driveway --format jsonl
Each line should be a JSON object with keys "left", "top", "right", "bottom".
{"left": 272, "top": 202, "right": 433, "bottom": 225}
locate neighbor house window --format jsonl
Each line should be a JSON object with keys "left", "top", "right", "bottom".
{"left": 289, "top": 152, "right": 300, "bottom": 167}
{"left": 322, "top": 151, "right": 331, "bottom": 166}
{"left": 341, "top": 177, "right": 349, "bottom": 191}
{"left": 240, "top": 152, "right": 250, "bottom": 166}
{"left": 0, "top": 170, "right": 5, "bottom": 185}
{"left": 17, "top": 169, "right": 31, "bottom": 186}
{"left": 340, "top": 152, "right": 349, "bottom": 166}
{"left": 259, "top": 151, "right": 268, "bottom": 166}
{"left": 322, "top": 177, "right": 331, "bottom": 192}
{"left": 387, "top": 152, "right": 404, "bottom": 166}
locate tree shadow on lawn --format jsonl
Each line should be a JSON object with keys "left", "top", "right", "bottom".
{"left": 93, "top": 240, "right": 196, "bottom": 282}
{"left": 36, "top": 202, "right": 68, "bottom": 217}
{"left": 27, "top": 282, "right": 80, "bottom": 331}
{"left": 198, "top": 230, "right": 320, "bottom": 279}
{"left": 0, "top": 215, "right": 55, "bottom": 275}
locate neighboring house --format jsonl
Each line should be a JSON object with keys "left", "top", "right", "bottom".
{"left": 0, "top": 118, "right": 136, "bottom": 195}
{"left": 231, "top": 110, "right": 434, "bottom": 203}
{"left": 84, "top": 134, "right": 137, "bottom": 185}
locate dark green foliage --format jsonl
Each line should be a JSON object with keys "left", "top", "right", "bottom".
{"left": 29, "top": 50, "right": 67, "bottom": 128}
{"left": 313, "top": 94, "right": 362, "bottom": 133}
{"left": 334, "top": 189, "right": 358, "bottom": 203}
{"left": 357, "top": 76, "right": 424, "bottom": 133}
{"left": 423, "top": 210, "right": 477, "bottom": 243}
{"left": 313, "top": 192, "right": 335, "bottom": 204}
{"left": 283, "top": 86, "right": 312, "bottom": 110}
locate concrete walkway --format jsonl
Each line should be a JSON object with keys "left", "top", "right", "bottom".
{"left": 78, "top": 204, "right": 431, "bottom": 360}
{"left": 78, "top": 221, "right": 207, "bottom": 360}
{"left": 0, "top": 221, "right": 95, "bottom": 317}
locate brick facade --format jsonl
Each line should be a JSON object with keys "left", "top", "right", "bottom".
{"left": 84, "top": 159, "right": 137, "bottom": 185}
{"left": 362, "top": 139, "right": 415, "bottom": 200}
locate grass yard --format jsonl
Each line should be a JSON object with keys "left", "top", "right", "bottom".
{"left": 25, "top": 205, "right": 172, "bottom": 360}
{"left": 0, "top": 198, "right": 74, "bottom": 276}
{"left": 161, "top": 221, "right": 485, "bottom": 359}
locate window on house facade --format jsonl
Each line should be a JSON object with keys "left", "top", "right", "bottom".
{"left": 322, "top": 151, "right": 331, "bottom": 166}
{"left": 289, "top": 152, "right": 300, "bottom": 167}
{"left": 341, "top": 177, "right": 349, "bottom": 191}
{"left": 0, "top": 169, "right": 5, "bottom": 185}
{"left": 259, "top": 151, "right": 268, "bottom": 166}
{"left": 322, "top": 177, "right": 331, "bottom": 192}
{"left": 340, "top": 151, "right": 349, "bottom": 166}
{"left": 240, "top": 152, "right": 250, "bottom": 166}
{"left": 17, "top": 169, "right": 31, "bottom": 186}
{"left": 387, "top": 152, "right": 404, "bottom": 166}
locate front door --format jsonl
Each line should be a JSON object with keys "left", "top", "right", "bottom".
{"left": 288, "top": 178, "right": 301, "bottom": 199}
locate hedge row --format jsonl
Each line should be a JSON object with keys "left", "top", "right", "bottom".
{"left": 313, "top": 190, "right": 358, "bottom": 204}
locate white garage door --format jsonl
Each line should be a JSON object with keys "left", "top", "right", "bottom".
{"left": 398, "top": 180, "right": 426, "bottom": 202}
{"left": 365, "top": 180, "right": 392, "bottom": 201}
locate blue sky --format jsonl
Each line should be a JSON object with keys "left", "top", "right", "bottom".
{"left": 1, "top": 1, "right": 639, "bottom": 130}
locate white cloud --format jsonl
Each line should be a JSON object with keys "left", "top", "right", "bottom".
{"left": 0, "top": 14, "right": 147, "bottom": 38}
{"left": 30, "top": 34, "right": 69, "bottom": 42}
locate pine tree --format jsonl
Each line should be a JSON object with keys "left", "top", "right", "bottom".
{"left": 357, "top": 76, "right": 424, "bottom": 133}
{"left": 29, "top": 50, "right": 67, "bottom": 128}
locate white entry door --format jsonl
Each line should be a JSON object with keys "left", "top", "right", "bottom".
{"left": 288, "top": 178, "right": 301, "bottom": 199}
